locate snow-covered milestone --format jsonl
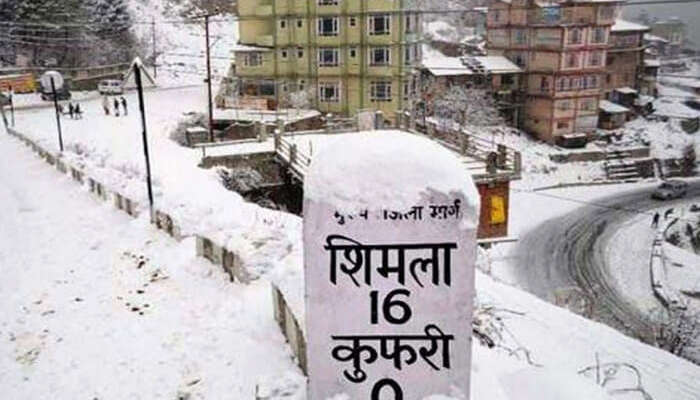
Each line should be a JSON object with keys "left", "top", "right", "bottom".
{"left": 303, "top": 131, "right": 480, "bottom": 399}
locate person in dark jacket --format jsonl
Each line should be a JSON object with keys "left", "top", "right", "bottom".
{"left": 113, "top": 98, "right": 120, "bottom": 117}
{"left": 652, "top": 212, "right": 660, "bottom": 228}
{"left": 120, "top": 96, "right": 128, "bottom": 116}
{"left": 68, "top": 103, "right": 74, "bottom": 119}
{"left": 74, "top": 103, "right": 82, "bottom": 119}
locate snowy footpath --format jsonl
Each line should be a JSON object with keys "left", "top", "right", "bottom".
{"left": 0, "top": 134, "right": 301, "bottom": 399}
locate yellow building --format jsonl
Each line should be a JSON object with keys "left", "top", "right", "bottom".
{"left": 233, "top": 0, "right": 422, "bottom": 124}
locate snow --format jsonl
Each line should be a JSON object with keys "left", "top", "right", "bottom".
{"left": 611, "top": 19, "right": 649, "bottom": 32}
{"left": 645, "top": 33, "right": 669, "bottom": 43}
{"left": 425, "top": 20, "right": 460, "bottom": 43}
{"left": 599, "top": 100, "right": 630, "bottom": 114}
{"left": 664, "top": 242, "right": 700, "bottom": 295}
{"left": 214, "top": 108, "right": 321, "bottom": 124}
{"left": 0, "top": 134, "right": 302, "bottom": 399}
{"left": 472, "top": 56, "right": 521, "bottom": 73}
{"left": 9, "top": 86, "right": 301, "bottom": 281}
{"left": 304, "top": 130, "right": 481, "bottom": 224}
{"left": 421, "top": 49, "right": 521, "bottom": 76}
{"left": 423, "top": 57, "right": 473, "bottom": 77}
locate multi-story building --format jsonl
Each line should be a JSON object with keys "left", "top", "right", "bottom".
{"left": 605, "top": 19, "right": 650, "bottom": 99}
{"left": 486, "top": 0, "right": 623, "bottom": 144}
{"left": 650, "top": 17, "right": 685, "bottom": 57}
{"left": 233, "top": 0, "right": 422, "bottom": 124}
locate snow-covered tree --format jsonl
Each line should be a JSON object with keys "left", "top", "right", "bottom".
{"left": 431, "top": 85, "right": 504, "bottom": 129}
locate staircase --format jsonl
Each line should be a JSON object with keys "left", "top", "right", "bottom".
{"left": 604, "top": 150, "right": 641, "bottom": 180}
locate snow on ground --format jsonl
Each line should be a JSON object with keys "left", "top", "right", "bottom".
{"left": 605, "top": 212, "right": 664, "bottom": 316}
{"left": 9, "top": 86, "right": 301, "bottom": 281}
{"left": 487, "top": 181, "right": 660, "bottom": 284}
{"left": 0, "top": 134, "right": 301, "bottom": 399}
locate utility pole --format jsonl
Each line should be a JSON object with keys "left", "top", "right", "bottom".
{"left": 51, "top": 77, "right": 64, "bottom": 152}
{"left": 152, "top": 17, "right": 157, "bottom": 79}
{"left": 192, "top": 10, "right": 219, "bottom": 143}
{"left": 134, "top": 61, "right": 155, "bottom": 220}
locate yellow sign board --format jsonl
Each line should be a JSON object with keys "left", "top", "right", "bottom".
{"left": 490, "top": 195, "right": 506, "bottom": 224}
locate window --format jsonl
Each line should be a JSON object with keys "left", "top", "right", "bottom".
{"left": 244, "top": 52, "right": 262, "bottom": 67}
{"left": 556, "top": 100, "right": 571, "bottom": 110}
{"left": 370, "top": 81, "right": 392, "bottom": 102}
{"left": 369, "top": 14, "right": 391, "bottom": 35}
{"left": 540, "top": 77, "right": 549, "bottom": 91}
{"left": 557, "top": 77, "right": 567, "bottom": 91}
{"left": 513, "top": 53, "right": 526, "bottom": 68}
{"left": 556, "top": 121, "right": 569, "bottom": 129}
{"left": 404, "top": 45, "right": 415, "bottom": 66}
{"left": 589, "top": 51, "right": 602, "bottom": 66}
{"left": 299, "top": 79, "right": 305, "bottom": 91}
{"left": 587, "top": 75, "right": 598, "bottom": 88}
{"left": 569, "top": 77, "right": 579, "bottom": 89}
{"left": 318, "top": 17, "right": 339, "bottom": 36}
{"left": 369, "top": 47, "right": 390, "bottom": 66}
{"left": 297, "top": 19, "right": 303, "bottom": 28}
{"left": 319, "top": 0, "right": 338, "bottom": 5}
{"left": 565, "top": 53, "right": 578, "bottom": 68}
{"left": 600, "top": 6, "right": 615, "bottom": 20}
{"left": 591, "top": 27, "right": 606, "bottom": 44}
{"left": 318, "top": 48, "right": 340, "bottom": 67}
{"left": 281, "top": 49, "right": 288, "bottom": 59}
{"left": 280, "top": 19, "right": 287, "bottom": 29}
{"left": 260, "top": 80, "right": 275, "bottom": 96}
{"left": 580, "top": 98, "right": 595, "bottom": 111}
{"left": 349, "top": 47, "right": 357, "bottom": 58}
{"left": 567, "top": 28, "right": 582, "bottom": 45}
{"left": 493, "top": 10, "right": 501, "bottom": 23}
{"left": 514, "top": 29, "right": 527, "bottom": 45}
{"left": 297, "top": 47, "right": 304, "bottom": 58}
{"left": 319, "top": 82, "right": 340, "bottom": 102}
{"left": 349, "top": 17, "right": 356, "bottom": 27}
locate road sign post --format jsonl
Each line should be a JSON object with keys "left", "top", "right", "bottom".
{"left": 303, "top": 131, "right": 479, "bottom": 399}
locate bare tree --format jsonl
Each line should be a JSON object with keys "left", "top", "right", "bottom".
{"left": 432, "top": 85, "right": 504, "bottom": 130}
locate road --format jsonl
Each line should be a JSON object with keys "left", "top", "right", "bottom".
{"left": 514, "top": 181, "right": 700, "bottom": 343}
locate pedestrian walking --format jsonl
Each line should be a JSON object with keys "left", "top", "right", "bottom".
{"left": 74, "top": 103, "right": 82, "bottom": 119}
{"left": 652, "top": 212, "right": 660, "bottom": 228}
{"left": 113, "top": 98, "right": 120, "bottom": 117}
{"left": 102, "top": 96, "right": 110, "bottom": 116}
{"left": 68, "top": 103, "right": 74, "bottom": 119}
{"left": 120, "top": 96, "right": 128, "bottom": 116}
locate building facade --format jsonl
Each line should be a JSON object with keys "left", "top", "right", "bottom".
{"left": 650, "top": 18, "right": 685, "bottom": 57}
{"left": 233, "top": 0, "right": 422, "bottom": 123}
{"left": 605, "top": 20, "right": 649, "bottom": 99}
{"left": 486, "top": 0, "right": 623, "bottom": 143}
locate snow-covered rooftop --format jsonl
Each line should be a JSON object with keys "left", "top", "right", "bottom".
{"left": 599, "top": 100, "right": 630, "bottom": 113}
{"left": 645, "top": 33, "right": 669, "bottom": 43}
{"left": 213, "top": 108, "right": 320, "bottom": 123}
{"left": 611, "top": 19, "right": 649, "bottom": 32}
{"left": 231, "top": 43, "right": 271, "bottom": 52}
{"left": 644, "top": 59, "right": 661, "bottom": 67}
{"left": 615, "top": 87, "right": 638, "bottom": 94}
{"left": 422, "top": 54, "right": 521, "bottom": 76}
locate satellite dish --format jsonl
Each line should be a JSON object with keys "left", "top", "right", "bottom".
{"left": 40, "top": 71, "right": 64, "bottom": 91}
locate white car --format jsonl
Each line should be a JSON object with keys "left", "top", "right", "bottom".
{"left": 98, "top": 79, "right": 124, "bottom": 95}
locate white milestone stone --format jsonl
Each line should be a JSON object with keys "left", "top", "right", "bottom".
{"left": 303, "top": 130, "right": 480, "bottom": 400}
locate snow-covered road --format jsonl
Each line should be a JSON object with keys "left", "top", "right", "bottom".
{"left": 0, "top": 134, "right": 300, "bottom": 399}
{"left": 513, "top": 182, "right": 700, "bottom": 344}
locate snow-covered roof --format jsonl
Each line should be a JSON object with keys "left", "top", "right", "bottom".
{"left": 423, "top": 57, "right": 472, "bottom": 76}
{"left": 425, "top": 20, "right": 460, "bottom": 43}
{"left": 475, "top": 56, "right": 522, "bottom": 73}
{"left": 615, "top": 87, "right": 638, "bottom": 94}
{"left": 611, "top": 19, "right": 649, "bottom": 32}
{"left": 644, "top": 59, "right": 661, "bottom": 67}
{"left": 599, "top": 100, "right": 630, "bottom": 113}
{"left": 644, "top": 33, "right": 669, "bottom": 43}
{"left": 231, "top": 43, "right": 272, "bottom": 52}
{"left": 423, "top": 54, "right": 522, "bottom": 76}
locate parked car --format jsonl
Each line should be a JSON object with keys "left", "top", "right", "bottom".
{"left": 98, "top": 79, "right": 124, "bottom": 95}
{"left": 651, "top": 180, "right": 689, "bottom": 200}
